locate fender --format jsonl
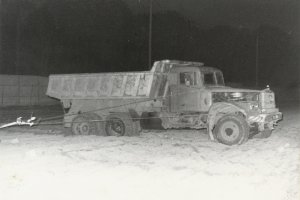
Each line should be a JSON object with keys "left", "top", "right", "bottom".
{"left": 207, "top": 102, "right": 247, "bottom": 141}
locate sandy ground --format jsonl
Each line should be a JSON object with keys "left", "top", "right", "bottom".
{"left": 0, "top": 98, "right": 299, "bottom": 200}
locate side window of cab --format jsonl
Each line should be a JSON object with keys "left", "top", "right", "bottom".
{"left": 179, "top": 72, "right": 197, "bottom": 86}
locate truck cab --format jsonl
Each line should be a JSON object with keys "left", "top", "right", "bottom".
{"left": 168, "top": 64, "right": 225, "bottom": 113}
{"left": 153, "top": 60, "right": 282, "bottom": 145}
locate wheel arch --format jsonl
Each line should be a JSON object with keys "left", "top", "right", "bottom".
{"left": 207, "top": 102, "right": 247, "bottom": 141}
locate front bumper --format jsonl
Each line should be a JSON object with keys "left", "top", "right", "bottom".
{"left": 248, "top": 111, "right": 282, "bottom": 131}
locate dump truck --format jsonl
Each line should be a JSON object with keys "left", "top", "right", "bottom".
{"left": 47, "top": 60, "right": 282, "bottom": 145}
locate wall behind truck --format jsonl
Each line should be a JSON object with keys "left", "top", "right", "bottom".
{"left": 0, "top": 75, "right": 59, "bottom": 106}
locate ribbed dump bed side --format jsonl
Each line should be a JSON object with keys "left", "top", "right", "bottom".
{"left": 47, "top": 72, "right": 167, "bottom": 100}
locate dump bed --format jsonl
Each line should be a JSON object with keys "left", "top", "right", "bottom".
{"left": 47, "top": 71, "right": 167, "bottom": 100}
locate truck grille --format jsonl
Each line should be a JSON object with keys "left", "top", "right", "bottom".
{"left": 260, "top": 91, "right": 276, "bottom": 109}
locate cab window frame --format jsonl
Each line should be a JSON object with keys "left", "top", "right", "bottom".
{"left": 179, "top": 72, "right": 197, "bottom": 86}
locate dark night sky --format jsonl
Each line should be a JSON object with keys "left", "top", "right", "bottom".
{"left": 0, "top": 0, "right": 298, "bottom": 86}
{"left": 126, "top": 0, "right": 300, "bottom": 44}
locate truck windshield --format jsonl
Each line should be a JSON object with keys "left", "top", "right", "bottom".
{"left": 203, "top": 73, "right": 215, "bottom": 85}
{"left": 203, "top": 72, "right": 225, "bottom": 86}
{"left": 216, "top": 72, "right": 225, "bottom": 86}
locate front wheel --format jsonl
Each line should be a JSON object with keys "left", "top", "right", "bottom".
{"left": 213, "top": 114, "right": 249, "bottom": 145}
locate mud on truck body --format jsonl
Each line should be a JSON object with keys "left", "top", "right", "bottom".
{"left": 47, "top": 60, "right": 282, "bottom": 145}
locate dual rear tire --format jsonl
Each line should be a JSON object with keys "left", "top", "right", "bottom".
{"left": 105, "top": 113, "right": 140, "bottom": 136}
{"left": 71, "top": 113, "right": 105, "bottom": 135}
{"left": 71, "top": 113, "right": 140, "bottom": 136}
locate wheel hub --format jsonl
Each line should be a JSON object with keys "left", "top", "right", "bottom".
{"left": 220, "top": 121, "right": 239, "bottom": 141}
{"left": 80, "top": 123, "right": 89, "bottom": 133}
{"left": 107, "top": 119, "right": 125, "bottom": 136}
{"left": 225, "top": 128, "right": 233, "bottom": 136}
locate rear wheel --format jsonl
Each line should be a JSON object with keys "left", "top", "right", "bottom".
{"left": 105, "top": 113, "right": 140, "bottom": 136}
{"left": 213, "top": 114, "right": 249, "bottom": 145}
{"left": 71, "top": 114, "right": 97, "bottom": 135}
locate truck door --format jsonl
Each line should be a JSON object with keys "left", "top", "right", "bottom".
{"left": 170, "top": 71, "right": 200, "bottom": 112}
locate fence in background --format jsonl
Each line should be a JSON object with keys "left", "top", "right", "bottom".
{"left": 0, "top": 75, "right": 59, "bottom": 106}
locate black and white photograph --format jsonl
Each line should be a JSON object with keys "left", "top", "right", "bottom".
{"left": 0, "top": 0, "right": 299, "bottom": 199}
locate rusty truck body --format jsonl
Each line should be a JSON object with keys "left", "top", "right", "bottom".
{"left": 47, "top": 60, "right": 282, "bottom": 145}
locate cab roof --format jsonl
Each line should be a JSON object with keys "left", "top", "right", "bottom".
{"left": 151, "top": 60, "right": 221, "bottom": 73}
